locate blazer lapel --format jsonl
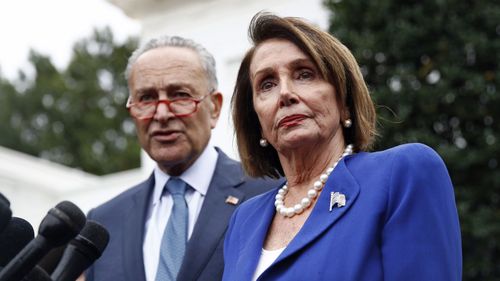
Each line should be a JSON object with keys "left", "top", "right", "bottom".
{"left": 273, "top": 157, "right": 360, "bottom": 265}
{"left": 237, "top": 192, "right": 277, "bottom": 280}
{"left": 177, "top": 151, "right": 246, "bottom": 281}
{"left": 122, "top": 174, "right": 154, "bottom": 281}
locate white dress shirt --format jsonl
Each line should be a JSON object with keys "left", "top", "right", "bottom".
{"left": 142, "top": 145, "right": 218, "bottom": 281}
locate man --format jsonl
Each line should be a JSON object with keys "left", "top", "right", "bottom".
{"left": 85, "top": 36, "right": 279, "bottom": 281}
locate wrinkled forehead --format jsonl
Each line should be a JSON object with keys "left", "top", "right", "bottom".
{"left": 132, "top": 47, "right": 204, "bottom": 75}
{"left": 128, "top": 47, "right": 210, "bottom": 90}
{"left": 249, "top": 39, "right": 313, "bottom": 79}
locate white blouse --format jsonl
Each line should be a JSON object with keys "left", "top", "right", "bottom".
{"left": 251, "top": 247, "right": 286, "bottom": 281}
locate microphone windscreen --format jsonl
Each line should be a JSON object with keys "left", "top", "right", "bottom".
{"left": 0, "top": 193, "right": 9, "bottom": 206}
{"left": 39, "top": 201, "right": 86, "bottom": 247}
{"left": 53, "top": 201, "right": 86, "bottom": 233}
{"left": 0, "top": 202, "right": 85, "bottom": 281}
{"left": 77, "top": 221, "right": 110, "bottom": 254}
{"left": 0, "top": 217, "right": 34, "bottom": 266}
{"left": 0, "top": 193, "right": 12, "bottom": 233}
{"left": 21, "top": 265, "right": 52, "bottom": 281}
{"left": 50, "top": 221, "right": 109, "bottom": 281}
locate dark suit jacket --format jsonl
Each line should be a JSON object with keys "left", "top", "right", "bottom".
{"left": 223, "top": 143, "right": 462, "bottom": 281}
{"left": 86, "top": 149, "right": 280, "bottom": 281}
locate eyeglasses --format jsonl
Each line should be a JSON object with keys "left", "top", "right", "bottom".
{"left": 126, "top": 93, "right": 210, "bottom": 120}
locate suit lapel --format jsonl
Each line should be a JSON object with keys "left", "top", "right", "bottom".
{"left": 273, "top": 157, "right": 360, "bottom": 265}
{"left": 237, "top": 192, "right": 277, "bottom": 280}
{"left": 177, "top": 151, "right": 246, "bottom": 281}
{"left": 122, "top": 174, "right": 154, "bottom": 281}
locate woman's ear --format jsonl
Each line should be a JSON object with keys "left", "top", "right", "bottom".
{"left": 341, "top": 106, "right": 351, "bottom": 123}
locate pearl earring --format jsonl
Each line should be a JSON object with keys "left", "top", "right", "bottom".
{"left": 343, "top": 119, "right": 352, "bottom": 128}
{"left": 259, "top": 138, "right": 268, "bottom": 147}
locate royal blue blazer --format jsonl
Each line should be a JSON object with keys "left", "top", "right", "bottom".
{"left": 223, "top": 143, "right": 462, "bottom": 281}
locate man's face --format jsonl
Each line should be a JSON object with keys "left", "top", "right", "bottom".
{"left": 128, "top": 46, "right": 222, "bottom": 175}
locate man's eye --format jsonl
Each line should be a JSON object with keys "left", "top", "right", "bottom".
{"left": 139, "top": 94, "right": 156, "bottom": 102}
{"left": 172, "top": 91, "right": 192, "bottom": 99}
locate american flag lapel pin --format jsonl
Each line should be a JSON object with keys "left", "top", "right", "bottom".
{"left": 329, "top": 192, "right": 346, "bottom": 211}
{"left": 225, "top": 195, "right": 240, "bottom": 205}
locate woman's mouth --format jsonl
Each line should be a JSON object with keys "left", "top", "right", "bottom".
{"left": 278, "top": 114, "right": 307, "bottom": 128}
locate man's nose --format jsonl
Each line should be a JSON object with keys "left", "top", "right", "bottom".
{"left": 154, "top": 100, "right": 174, "bottom": 121}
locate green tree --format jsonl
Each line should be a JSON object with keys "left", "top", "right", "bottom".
{"left": 0, "top": 28, "right": 140, "bottom": 175}
{"left": 325, "top": 0, "right": 499, "bottom": 279}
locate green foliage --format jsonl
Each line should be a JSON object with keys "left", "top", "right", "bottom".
{"left": 0, "top": 27, "right": 140, "bottom": 175}
{"left": 325, "top": 0, "right": 499, "bottom": 279}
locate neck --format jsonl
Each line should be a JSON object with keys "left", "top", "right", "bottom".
{"left": 274, "top": 142, "right": 354, "bottom": 218}
{"left": 278, "top": 138, "right": 346, "bottom": 188}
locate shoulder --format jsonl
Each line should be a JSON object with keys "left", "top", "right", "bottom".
{"left": 225, "top": 188, "right": 277, "bottom": 242}
{"left": 87, "top": 176, "right": 152, "bottom": 218}
{"left": 346, "top": 143, "right": 453, "bottom": 204}
{"left": 228, "top": 187, "right": 278, "bottom": 232}
{"left": 357, "top": 143, "right": 454, "bottom": 212}
{"left": 215, "top": 148, "right": 283, "bottom": 195}
{"left": 352, "top": 143, "right": 446, "bottom": 171}
{"left": 239, "top": 187, "right": 278, "bottom": 211}
{"left": 381, "top": 143, "right": 447, "bottom": 174}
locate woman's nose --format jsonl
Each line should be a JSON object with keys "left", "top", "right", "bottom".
{"left": 279, "top": 79, "right": 299, "bottom": 107}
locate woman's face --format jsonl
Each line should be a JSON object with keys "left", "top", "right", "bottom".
{"left": 250, "top": 39, "right": 344, "bottom": 153}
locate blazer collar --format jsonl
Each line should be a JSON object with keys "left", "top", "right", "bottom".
{"left": 177, "top": 149, "right": 246, "bottom": 281}
{"left": 272, "top": 156, "right": 360, "bottom": 267}
{"left": 122, "top": 173, "right": 154, "bottom": 281}
{"left": 237, "top": 189, "right": 279, "bottom": 279}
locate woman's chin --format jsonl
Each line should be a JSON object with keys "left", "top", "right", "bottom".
{"left": 276, "top": 136, "right": 318, "bottom": 152}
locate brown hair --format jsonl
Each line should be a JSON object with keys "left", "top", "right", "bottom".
{"left": 232, "top": 12, "right": 377, "bottom": 178}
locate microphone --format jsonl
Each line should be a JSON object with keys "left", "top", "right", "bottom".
{"left": 0, "top": 193, "right": 9, "bottom": 207}
{"left": 0, "top": 217, "right": 34, "bottom": 267}
{"left": 0, "top": 193, "right": 12, "bottom": 233}
{"left": 37, "top": 246, "right": 66, "bottom": 275}
{"left": 51, "top": 220, "right": 109, "bottom": 281}
{"left": 21, "top": 266, "right": 52, "bottom": 281}
{"left": 0, "top": 201, "right": 86, "bottom": 281}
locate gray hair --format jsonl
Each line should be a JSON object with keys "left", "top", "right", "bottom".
{"left": 125, "top": 35, "right": 218, "bottom": 91}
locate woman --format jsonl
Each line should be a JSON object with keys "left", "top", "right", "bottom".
{"left": 223, "top": 12, "right": 462, "bottom": 281}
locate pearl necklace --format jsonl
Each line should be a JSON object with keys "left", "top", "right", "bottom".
{"left": 275, "top": 144, "right": 354, "bottom": 218}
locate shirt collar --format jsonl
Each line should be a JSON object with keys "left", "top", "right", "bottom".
{"left": 151, "top": 145, "right": 219, "bottom": 205}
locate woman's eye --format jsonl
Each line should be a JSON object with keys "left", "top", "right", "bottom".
{"left": 297, "top": 70, "right": 314, "bottom": 80}
{"left": 260, "top": 80, "right": 275, "bottom": 91}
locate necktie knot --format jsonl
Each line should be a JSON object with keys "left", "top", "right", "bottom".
{"left": 165, "top": 178, "right": 187, "bottom": 196}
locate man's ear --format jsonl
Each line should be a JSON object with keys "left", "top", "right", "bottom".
{"left": 209, "top": 91, "right": 223, "bottom": 129}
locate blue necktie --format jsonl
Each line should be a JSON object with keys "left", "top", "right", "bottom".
{"left": 155, "top": 178, "right": 188, "bottom": 281}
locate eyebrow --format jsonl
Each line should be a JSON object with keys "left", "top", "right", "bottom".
{"left": 134, "top": 83, "right": 195, "bottom": 94}
{"left": 252, "top": 57, "right": 314, "bottom": 80}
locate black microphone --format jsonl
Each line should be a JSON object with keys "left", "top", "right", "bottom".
{"left": 51, "top": 220, "right": 109, "bottom": 281}
{"left": 0, "top": 201, "right": 86, "bottom": 281}
{"left": 37, "top": 245, "right": 66, "bottom": 275}
{"left": 21, "top": 266, "right": 52, "bottom": 281}
{"left": 0, "top": 217, "right": 34, "bottom": 267}
{"left": 0, "top": 193, "right": 9, "bottom": 207}
{"left": 0, "top": 193, "right": 12, "bottom": 233}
